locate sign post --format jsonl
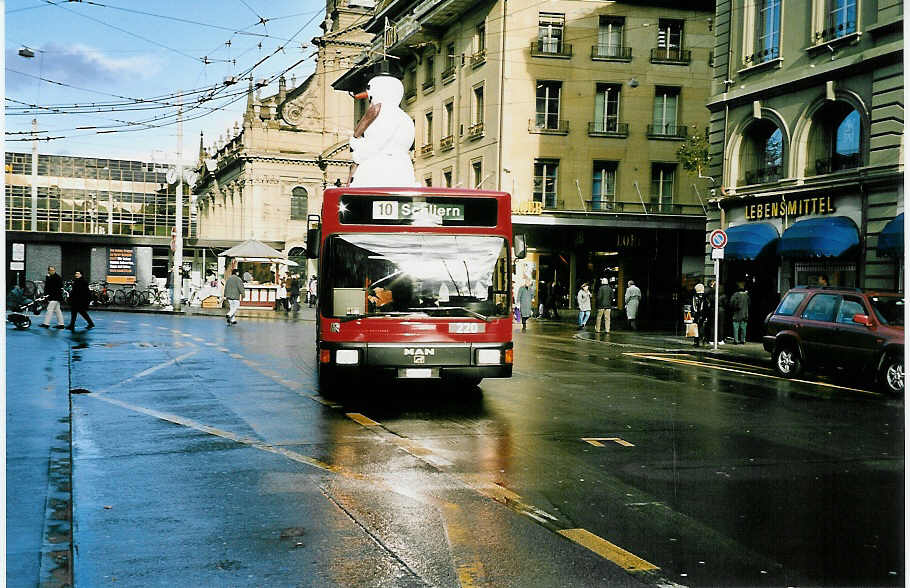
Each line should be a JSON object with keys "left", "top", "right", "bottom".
{"left": 709, "top": 229, "right": 728, "bottom": 350}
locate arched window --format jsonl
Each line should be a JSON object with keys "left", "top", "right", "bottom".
{"left": 290, "top": 186, "right": 308, "bottom": 220}
{"left": 740, "top": 120, "right": 783, "bottom": 185}
{"left": 807, "top": 102, "right": 862, "bottom": 175}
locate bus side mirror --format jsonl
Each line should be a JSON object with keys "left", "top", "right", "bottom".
{"left": 514, "top": 234, "right": 527, "bottom": 259}
{"left": 306, "top": 228, "right": 321, "bottom": 258}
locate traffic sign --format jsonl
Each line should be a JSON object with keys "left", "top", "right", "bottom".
{"left": 709, "top": 229, "right": 728, "bottom": 249}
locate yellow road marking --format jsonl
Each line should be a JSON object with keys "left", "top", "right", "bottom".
{"left": 625, "top": 352, "right": 878, "bottom": 395}
{"left": 558, "top": 529, "right": 659, "bottom": 572}
{"left": 582, "top": 437, "right": 634, "bottom": 447}
{"left": 346, "top": 412, "right": 380, "bottom": 427}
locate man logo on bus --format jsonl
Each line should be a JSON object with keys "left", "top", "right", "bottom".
{"left": 404, "top": 348, "right": 435, "bottom": 357}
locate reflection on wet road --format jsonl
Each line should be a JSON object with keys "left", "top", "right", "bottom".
{"left": 55, "top": 313, "right": 903, "bottom": 587}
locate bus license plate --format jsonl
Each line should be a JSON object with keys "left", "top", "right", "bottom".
{"left": 449, "top": 323, "right": 485, "bottom": 334}
{"left": 400, "top": 368, "right": 435, "bottom": 379}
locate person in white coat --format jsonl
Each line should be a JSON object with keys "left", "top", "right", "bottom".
{"left": 625, "top": 280, "right": 642, "bottom": 330}
{"left": 349, "top": 76, "right": 419, "bottom": 188}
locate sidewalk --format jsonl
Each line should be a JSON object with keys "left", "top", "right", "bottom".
{"left": 87, "top": 303, "right": 318, "bottom": 321}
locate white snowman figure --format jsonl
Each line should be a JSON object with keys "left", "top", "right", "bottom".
{"left": 349, "top": 75, "right": 419, "bottom": 188}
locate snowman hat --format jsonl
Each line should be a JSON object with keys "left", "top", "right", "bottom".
{"left": 358, "top": 75, "right": 404, "bottom": 106}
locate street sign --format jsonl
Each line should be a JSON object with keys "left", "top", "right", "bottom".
{"left": 709, "top": 229, "right": 728, "bottom": 249}
{"left": 711, "top": 247, "right": 724, "bottom": 260}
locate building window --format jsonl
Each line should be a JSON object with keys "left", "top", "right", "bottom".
{"left": 423, "top": 54, "right": 435, "bottom": 91}
{"left": 533, "top": 159, "right": 559, "bottom": 208}
{"left": 827, "top": 0, "right": 857, "bottom": 39}
{"left": 650, "top": 87, "right": 681, "bottom": 136}
{"left": 424, "top": 175, "right": 433, "bottom": 187}
{"left": 595, "top": 16, "right": 626, "bottom": 59}
{"left": 651, "top": 164, "right": 675, "bottom": 211}
{"left": 591, "top": 161, "right": 617, "bottom": 211}
{"left": 443, "top": 42, "right": 456, "bottom": 81}
{"left": 472, "top": 21, "right": 486, "bottom": 67}
{"left": 594, "top": 84, "right": 621, "bottom": 133}
{"left": 808, "top": 102, "right": 862, "bottom": 175}
{"left": 473, "top": 85, "right": 484, "bottom": 125}
{"left": 536, "top": 81, "right": 561, "bottom": 129}
{"left": 740, "top": 121, "right": 784, "bottom": 184}
{"left": 472, "top": 160, "right": 483, "bottom": 189}
{"left": 443, "top": 168, "right": 453, "bottom": 188}
{"left": 537, "top": 12, "right": 565, "bottom": 54}
{"left": 405, "top": 66, "right": 417, "bottom": 100}
{"left": 444, "top": 101, "right": 454, "bottom": 137}
{"left": 655, "top": 19, "right": 684, "bottom": 59}
{"left": 291, "top": 186, "right": 308, "bottom": 220}
{"left": 757, "top": 0, "right": 781, "bottom": 63}
{"left": 424, "top": 111, "right": 433, "bottom": 146}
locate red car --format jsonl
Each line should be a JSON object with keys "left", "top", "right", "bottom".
{"left": 763, "top": 287, "right": 904, "bottom": 395}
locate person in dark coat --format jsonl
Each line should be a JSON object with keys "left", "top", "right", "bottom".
{"left": 691, "top": 283, "right": 708, "bottom": 347}
{"left": 66, "top": 270, "right": 94, "bottom": 330}
{"left": 40, "top": 265, "right": 66, "bottom": 328}
{"left": 594, "top": 278, "right": 613, "bottom": 333}
{"left": 288, "top": 275, "right": 301, "bottom": 311}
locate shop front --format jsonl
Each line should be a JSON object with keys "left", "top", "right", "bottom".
{"left": 513, "top": 212, "right": 705, "bottom": 329}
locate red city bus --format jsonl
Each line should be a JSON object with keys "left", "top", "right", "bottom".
{"left": 306, "top": 187, "right": 526, "bottom": 394}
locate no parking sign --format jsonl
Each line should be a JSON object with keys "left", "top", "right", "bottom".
{"left": 709, "top": 229, "right": 728, "bottom": 249}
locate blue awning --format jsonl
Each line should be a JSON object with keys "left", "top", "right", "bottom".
{"left": 877, "top": 213, "right": 904, "bottom": 257}
{"left": 724, "top": 223, "right": 779, "bottom": 260}
{"left": 778, "top": 216, "right": 860, "bottom": 259}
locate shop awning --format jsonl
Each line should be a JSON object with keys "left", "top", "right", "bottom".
{"left": 877, "top": 213, "right": 904, "bottom": 258}
{"left": 724, "top": 222, "right": 779, "bottom": 260}
{"left": 778, "top": 216, "right": 860, "bottom": 259}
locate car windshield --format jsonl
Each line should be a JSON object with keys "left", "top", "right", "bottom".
{"left": 870, "top": 296, "right": 904, "bottom": 326}
{"left": 323, "top": 233, "right": 511, "bottom": 319}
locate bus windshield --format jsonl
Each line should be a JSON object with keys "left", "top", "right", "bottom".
{"left": 324, "top": 233, "right": 511, "bottom": 320}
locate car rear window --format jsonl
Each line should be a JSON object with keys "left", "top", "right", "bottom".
{"left": 775, "top": 292, "right": 807, "bottom": 316}
{"left": 870, "top": 296, "right": 905, "bottom": 326}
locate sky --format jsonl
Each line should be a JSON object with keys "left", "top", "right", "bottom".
{"left": 4, "top": 0, "right": 329, "bottom": 164}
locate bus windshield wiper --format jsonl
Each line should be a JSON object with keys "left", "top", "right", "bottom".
{"left": 338, "top": 311, "right": 428, "bottom": 323}
{"left": 432, "top": 306, "right": 492, "bottom": 322}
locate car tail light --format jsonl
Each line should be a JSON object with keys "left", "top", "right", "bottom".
{"left": 504, "top": 349, "right": 513, "bottom": 364}
{"left": 319, "top": 349, "right": 331, "bottom": 363}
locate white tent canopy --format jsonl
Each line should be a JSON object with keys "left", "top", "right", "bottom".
{"left": 219, "top": 239, "right": 286, "bottom": 259}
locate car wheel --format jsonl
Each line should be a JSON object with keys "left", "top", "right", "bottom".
{"left": 880, "top": 355, "right": 904, "bottom": 396}
{"left": 774, "top": 346, "right": 803, "bottom": 378}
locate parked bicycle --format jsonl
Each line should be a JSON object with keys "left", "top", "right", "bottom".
{"left": 112, "top": 283, "right": 143, "bottom": 307}
{"left": 89, "top": 281, "right": 112, "bottom": 306}
{"left": 143, "top": 283, "right": 169, "bottom": 306}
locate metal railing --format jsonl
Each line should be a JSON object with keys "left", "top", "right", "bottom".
{"left": 470, "top": 49, "right": 486, "bottom": 67}
{"left": 420, "top": 143, "right": 434, "bottom": 156}
{"left": 743, "top": 165, "right": 783, "bottom": 185}
{"left": 441, "top": 65, "right": 456, "bottom": 83}
{"left": 591, "top": 45, "right": 632, "bottom": 60}
{"left": 815, "top": 153, "right": 860, "bottom": 174}
{"left": 529, "top": 119, "right": 569, "bottom": 134}
{"left": 404, "top": 87, "right": 417, "bottom": 100}
{"left": 819, "top": 19, "right": 857, "bottom": 42}
{"left": 530, "top": 40, "right": 573, "bottom": 58}
{"left": 646, "top": 124, "right": 688, "bottom": 139}
{"left": 467, "top": 122, "right": 484, "bottom": 139}
{"left": 439, "top": 135, "right": 454, "bottom": 151}
{"left": 422, "top": 79, "right": 435, "bottom": 91}
{"left": 585, "top": 200, "right": 706, "bottom": 215}
{"left": 587, "top": 121, "right": 629, "bottom": 137}
{"left": 744, "top": 46, "right": 780, "bottom": 65}
{"left": 650, "top": 47, "right": 691, "bottom": 64}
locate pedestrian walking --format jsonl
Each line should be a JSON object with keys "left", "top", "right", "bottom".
{"left": 276, "top": 278, "right": 288, "bottom": 311}
{"left": 624, "top": 280, "right": 641, "bottom": 330}
{"left": 594, "top": 278, "right": 613, "bottom": 333}
{"left": 39, "top": 265, "right": 66, "bottom": 329}
{"left": 576, "top": 282, "right": 592, "bottom": 329}
{"left": 66, "top": 270, "right": 94, "bottom": 330}
{"left": 730, "top": 281, "right": 749, "bottom": 344}
{"left": 517, "top": 280, "right": 533, "bottom": 331}
{"left": 224, "top": 269, "right": 245, "bottom": 325}
{"left": 691, "top": 283, "right": 708, "bottom": 347}
{"left": 288, "top": 275, "right": 301, "bottom": 311}
{"left": 307, "top": 275, "right": 318, "bottom": 308}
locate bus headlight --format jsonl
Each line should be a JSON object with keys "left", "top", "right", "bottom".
{"left": 476, "top": 349, "right": 501, "bottom": 365}
{"left": 335, "top": 349, "right": 360, "bottom": 365}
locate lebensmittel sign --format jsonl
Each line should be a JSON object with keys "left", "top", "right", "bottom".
{"left": 107, "top": 247, "right": 137, "bottom": 284}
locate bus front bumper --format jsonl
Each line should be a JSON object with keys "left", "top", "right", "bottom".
{"left": 318, "top": 341, "right": 513, "bottom": 380}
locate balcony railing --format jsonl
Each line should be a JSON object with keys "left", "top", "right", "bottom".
{"left": 439, "top": 135, "right": 454, "bottom": 151}
{"left": 441, "top": 65, "right": 456, "bottom": 84}
{"left": 744, "top": 46, "right": 780, "bottom": 66}
{"left": 530, "top": 40, "right": 573, "bottom": 58}
{"left": 586, "top": 200, "right": 706, "bottom": 214}
{"left": 470, "top": 49, "right": 486, "bottom": 68}
{"left": 420, "top": 143, "right": 434, "bottom": 156}
{"left": 587, "top": 121, "right": 629, "bottom": 138}
{"left": 744, "top": 165, "right": 783, "bottom": 185}
{"left": 591, "top": 45, "right": 632, "bottom": 60}
{"left": 529, "top": 118, "right": 569, "bottom": 135}
{"left": 646, "top": 124, "right": 688, "bottom": 139}
{"left": 422, "top": 79, "right": 435, "bottom": 91}
{"left": 404, "top": 87, "right": 417, "bottom": 101}
{"left": 650, "top": 47, "right": 691, "bottom": 64}
{"left": 467, "top": 122, "right": 484, "bottom": 139}
{"left": 815, "top": 153, "right": 861, "bottom": 175}
{"left": 819, "top": 19, "right": 857, "bottom": 42}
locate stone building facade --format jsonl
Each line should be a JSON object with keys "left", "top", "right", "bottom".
{"left": 706, "top": 0, "right": 904, "bottom": 335}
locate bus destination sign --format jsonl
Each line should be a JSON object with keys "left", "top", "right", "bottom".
{"left": 339, "top": 195, "right": 497, "bottom": 227}
{"left": 372, "top": 200, "right": 464, "bottom": 222}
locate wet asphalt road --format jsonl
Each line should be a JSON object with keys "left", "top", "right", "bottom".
{"left": 7, "top": 311, "right": 904, "bottom": 587}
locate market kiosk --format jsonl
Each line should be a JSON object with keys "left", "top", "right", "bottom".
{"left": 218, "top": 239, "right": 297, "bottom": 308}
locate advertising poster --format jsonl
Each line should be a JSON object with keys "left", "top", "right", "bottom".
{"left": 107, "top": 247, "right": 137, "bottom": 284}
